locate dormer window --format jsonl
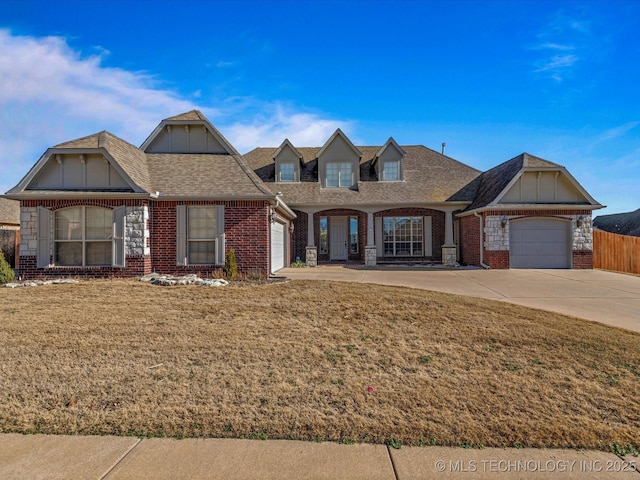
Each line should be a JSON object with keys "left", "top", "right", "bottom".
{"left": 273, "top": 139, "right": 302, "bottom": 183}
{"left": 279, "top": 163, "right": 296, "bottom": 182}
{"left": 326, "top": 162, "right": 352, "bottom": 188}
{"left": 374, "top": 137, "right": 405, "bottom": 182}
{"left": 382, "top": 160, "right": 400, "bottom": 181}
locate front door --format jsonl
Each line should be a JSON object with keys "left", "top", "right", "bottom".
{"left": 330, "top": 216, "right": 348, "bottom": 260}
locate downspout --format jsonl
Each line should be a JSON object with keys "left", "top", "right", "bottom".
{"left": 473, "top": 211, "right": 491, "bottom": 269}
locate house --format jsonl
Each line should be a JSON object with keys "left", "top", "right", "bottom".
{"left": 594, "top": 209, "right": 640, "bottom": 237}
{"left": 5, "top": 111, "right": 295, "bottom": 278}
{"left": 4, "top": 110, "right": 603, "bottom": 278}
{"left": 0, "top": 198, "right": 20, "bottom": 268}
{"left": 245, "top": 135, "right": 603, "bottom": 269}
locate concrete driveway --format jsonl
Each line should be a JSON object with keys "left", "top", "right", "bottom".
{"left": 280, "top": 267, "right": 640, "bottom": 334}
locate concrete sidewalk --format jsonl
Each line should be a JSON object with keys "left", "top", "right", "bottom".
{"left": 280, "top": 267, "right": 640, "bottom": 333}
{"left": 1, "top": 434, "right": 638, "bottom": 479}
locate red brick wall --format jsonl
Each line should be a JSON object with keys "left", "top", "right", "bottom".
{"left": 572, "top": 250, "right": 593, "bottom": 269}
{"left": 18, "top": 255, "right": 150, "bottom": 279}
{"left": 149, "top": 200, "right": 270, "bottom": 277}
{"left": 19, "top": 198, "right": 271, "bottom": 278}
{"left": 291, "top": 210, "right": 308, "bottom": 262}
{"left": 459, "top": 214, "right": 481, "bottom": 267}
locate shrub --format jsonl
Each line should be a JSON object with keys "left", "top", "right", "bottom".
{"left": 0, "top": 249, "right": 15, "bottom": 284}
{"left": 223, "top": 248, "right": 238, "bottom": 280}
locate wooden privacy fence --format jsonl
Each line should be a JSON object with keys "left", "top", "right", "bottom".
{"left": 593, "top": 229, "right": 640, "bottom": 274}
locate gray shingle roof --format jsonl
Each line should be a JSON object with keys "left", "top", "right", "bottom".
{"left": 244, "top": 145, "right": 480, "bottom": 206}
{"left": 0, "top": 198, "right": 19, "bottom": 225}
{"left": 594, "top": 209, "right": 640, "bottom": 237}
{"left": 147, "top": 153, "right": 273, "bottom": 198}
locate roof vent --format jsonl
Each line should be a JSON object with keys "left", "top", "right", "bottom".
{"left": 441, "top": 142, "right": 446, "bottom": 155}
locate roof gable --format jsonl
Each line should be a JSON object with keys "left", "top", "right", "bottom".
{"left": 141, "top": 110, "right": 239, "bottom": 155}
{"left": 373, "top": 137, "right": 406, "bottom": 164}
{"left": 273, "top": 139, "right": 303, "bottom": 164}
{"left": 456, "top": 153, "right": 601, "bottom": 212}
{"left": 7, "top": 131, "right": 152, "bottom": 195}
{"left": 315, "top": 128, "right": 361, "bottom": 161}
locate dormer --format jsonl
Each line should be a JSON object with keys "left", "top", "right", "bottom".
{"left": 373, "top": 137, "right": 405, "bottom": 181}
{"left": 316, "top": 129, "right": 361, "bottom": 188}
{"left": 140, "top": 110, "right": 238, "bottom": 155}
{"left": 273, "top": 139, "right": 303, "bottom": 182}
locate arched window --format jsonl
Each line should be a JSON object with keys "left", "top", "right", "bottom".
{"left": 54, "top": 207, "right": 112, "bottom": 266}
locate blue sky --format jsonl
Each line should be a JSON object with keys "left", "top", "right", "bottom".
{"left": 1, "top": 0, "right": 639, "bottom": 214}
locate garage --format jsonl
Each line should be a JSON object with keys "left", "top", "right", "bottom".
{"left": 510, "top": 218, "right": 571, "bottom": 268}
{"left": 270, "top": 221, "right": 286, "bottom": 273}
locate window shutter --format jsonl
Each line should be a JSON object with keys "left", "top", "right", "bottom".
{"left": 37, "top": 206, "right": 51, "bottom": 268}
{"left": 215, "top": 205, "right": 225, "bottom": 265}
{"left": 176, "top": 205, "right": 187, "bottom": 265}
{"left": 375, "top": 216, "right": 383, "bottom": 257}
{"left": 424, "top": 216, "right": 433, "bottom": 257}
{"left": 112, "top": 206, "right": 126, "bottom": 267}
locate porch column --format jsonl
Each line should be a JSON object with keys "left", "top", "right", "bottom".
{"left": 442, "top": 209, "right": 457, "bottom": 267}
{"left": 365, "top": 210, "right": 377, "bottom": 267}
{"left": 304, "top": 210, "right": 317, "bottom": 267}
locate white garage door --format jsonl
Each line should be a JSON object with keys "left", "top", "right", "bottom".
{"left": 270, "top": 221, "right": 286, "bottom": 273}
{"left": 510, "top": 218, "right": 571, "bottom": 269}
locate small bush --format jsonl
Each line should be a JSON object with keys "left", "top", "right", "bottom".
{"left": 223, "top": 249, "right": 238, "bottom": 280}
{"left": 0, "top": 249, "right": 15, "bottom": 284}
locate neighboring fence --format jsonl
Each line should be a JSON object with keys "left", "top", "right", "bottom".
{"left": 593, "top": 229, "right": 640, "bottom": 274}
{"left": 0, "top": 229, "right": 19, "bottom": 268}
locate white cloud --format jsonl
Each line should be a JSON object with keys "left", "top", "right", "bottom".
{"left": 595, "top": 121, "right": 640, "bottom": 143}
{"left": 534, "top": 54, "right": 578, "bottom": 73}
{"left": 0, "top": 30, "right": 347, "bottom": 193}
{"left": 531, "top": 8, "right": 593, "bottom": 82}
{"left": 223, "top": 104, "right": 352, "bottom": 152}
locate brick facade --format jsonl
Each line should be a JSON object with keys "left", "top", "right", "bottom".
{"left": 18, "top": 198, "right": 272, "bottom": 279}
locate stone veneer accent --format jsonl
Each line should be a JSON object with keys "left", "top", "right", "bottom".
{"left": 125, "top": 206, "right": 150, "bottom": 256}
{"left": 305, "top": 246, "right": 317, "bottom": 267}
{"left": 364, "top": 245, "right": 377, "bottom": 266}
{"left": 441, "top": 246, "right": 457, "bottom": 266}
{"left": 19, "top": 207, "right": 37, "bottom": 256}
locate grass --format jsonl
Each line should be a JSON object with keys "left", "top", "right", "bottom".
{"left": 0, "top": 279, "right": 639, "bottom": 451}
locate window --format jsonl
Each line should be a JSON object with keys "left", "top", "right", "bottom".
{"left": 319, "top": 217, "right": 328, "bottom": 254}
{"left": 176, "top": 205, "right": 224, "bottom": 266}
{"left": 279, "top": 163, "right": 295, "bottom": 182}
{"left": 188, "top": 207, "right": 216, "bottom": 264}
{"left": 54, "top": 207, "right": 112, "bottom": 266}
{"left": 382, "top": 160, "right": 400, "bottom": 181}
{"left": 326, "top": 162, "right": 352, "bottom": 188}
{"left": 349, "top": 216, "right": 358, "bottom": 254}
{"left": 382, "top": 217, "right": 423, "bottom": 256}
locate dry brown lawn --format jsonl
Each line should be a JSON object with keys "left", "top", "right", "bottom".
{"left": 0, "top": 279, "right": 638, "bottom": 451}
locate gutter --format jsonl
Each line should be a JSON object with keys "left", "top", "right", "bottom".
{"left": 473, "top": 211, "right": 490, "bottom": 269}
